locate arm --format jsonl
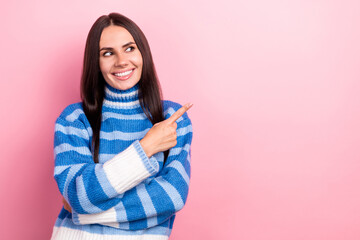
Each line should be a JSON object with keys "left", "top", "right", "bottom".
{"left": 54, "top": 109, "right": 159, "bottom": 214}
{"left": 72, "top": 107, "right": 193, "bottom": 230}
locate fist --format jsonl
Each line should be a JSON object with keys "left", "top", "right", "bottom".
{"left": 62, "top": 197, "right": 72, "bottom": 213}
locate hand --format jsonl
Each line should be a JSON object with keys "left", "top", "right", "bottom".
{"left": 140, "top": 103, "right": 193, "bottom": 158}
{"left": 62, "top": 197, "right": 72, "bottom": 213}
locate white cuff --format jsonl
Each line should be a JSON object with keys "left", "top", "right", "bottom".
{"left": 103, "top": 140, "right": 159, "bottom": 194}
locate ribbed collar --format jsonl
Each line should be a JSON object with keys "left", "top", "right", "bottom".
{"left": 103, "top": 83, "right": 140, "bottom": 109}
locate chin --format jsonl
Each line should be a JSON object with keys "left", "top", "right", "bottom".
{"left": 114, "top": 81, "right": 137, "bottom": 91}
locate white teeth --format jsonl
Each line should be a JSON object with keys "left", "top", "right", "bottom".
{"left": 114, "top": 70, "right": 133, "bottom": 77}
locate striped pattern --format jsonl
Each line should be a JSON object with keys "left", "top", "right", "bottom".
{"left": 51, "top": 83, "right": 193, "bottom": 240}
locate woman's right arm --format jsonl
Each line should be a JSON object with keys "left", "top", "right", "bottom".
{"left": 55, "top": 103, "right": 192, "bottom": 215}
{"left": 67, "top": 103, "right": 193, "bottom": 230}
{"left": 54, "top": 113, "right": 159, "bottom": 215}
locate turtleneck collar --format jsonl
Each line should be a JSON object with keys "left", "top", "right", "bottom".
{"left": 103, "top": 82, "right": 140, "bottom": 109}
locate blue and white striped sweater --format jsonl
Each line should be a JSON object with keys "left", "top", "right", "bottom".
{"left": 51, "top": 83, "right": 192, "bottom": 240}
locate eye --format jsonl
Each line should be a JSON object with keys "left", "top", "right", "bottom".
{"left": 125, "top": 46, "right": 135, "bottom": 52}
{"left": 103, "top": 51, "right": 112, "bottom": 57}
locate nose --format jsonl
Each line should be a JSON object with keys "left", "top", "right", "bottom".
{"left": 114, "top": 53, "right": 128, "bottom": 67}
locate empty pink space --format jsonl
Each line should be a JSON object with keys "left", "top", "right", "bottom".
{"left": 1, "top": 0, "right": 359, "bottom": 239}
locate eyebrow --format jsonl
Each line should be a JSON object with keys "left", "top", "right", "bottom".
{"left": 99, "top": 42, "right": 135, "bottom": 51}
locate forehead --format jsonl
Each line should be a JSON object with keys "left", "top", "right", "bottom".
{"left": 99, "top": 25, "right": 135, "bottom": 48}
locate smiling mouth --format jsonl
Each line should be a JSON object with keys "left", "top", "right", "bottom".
{"left": 113, "top": 69, "right": 133, "bottom": 77}
{"left": 112, "top": 69, "right": 135, "bottom": 80}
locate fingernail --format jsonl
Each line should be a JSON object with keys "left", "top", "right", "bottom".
{"left": 187, "top": 103, "right": 193, "bottom": 108}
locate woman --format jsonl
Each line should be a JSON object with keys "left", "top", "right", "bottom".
{"left": 51, "top": 12, "right": 193, "bottom": 240}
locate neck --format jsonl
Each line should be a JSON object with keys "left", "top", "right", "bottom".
{"left": 103, "top": 83, "right": 140, "bottom": 109}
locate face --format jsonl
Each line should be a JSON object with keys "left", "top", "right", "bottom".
{"left": 99, "top": 25, "right": 143, "bottom": 90}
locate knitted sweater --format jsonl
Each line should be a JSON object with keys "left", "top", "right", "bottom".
{"left": 50, "top": 83, "right": 193, "bottom": 240}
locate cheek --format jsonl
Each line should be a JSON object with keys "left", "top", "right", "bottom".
{"left": 134, "top": 55, "right": 143, "bottom": 70}
{"left": 131, "top": 51, "right": 143, "bottom": 68}
{"left": 99, "top": 59, "right": 109, "bottom": 74}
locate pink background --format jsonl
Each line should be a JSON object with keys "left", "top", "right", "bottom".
{"left": 1, "top": 0, "right": 360, "bottom": 239}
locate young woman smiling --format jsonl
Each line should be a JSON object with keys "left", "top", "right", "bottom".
{"left": 50, "top": 13, "right": 193, "bottom": 240}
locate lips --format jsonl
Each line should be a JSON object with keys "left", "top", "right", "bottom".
{"left": 112, "top": 68, "right": 135, "bottom": 81}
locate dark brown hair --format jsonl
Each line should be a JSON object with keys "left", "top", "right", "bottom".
{"left": 81, "top": 13, "right": 166, "bottom": 163}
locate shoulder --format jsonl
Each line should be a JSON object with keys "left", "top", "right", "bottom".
{"left": 55, "top": 102, "right": 90, "bottom": 129}
{"left": 162, "top": 100, "right": 192, "bottom": 124}
{"left": 54, "top": 103, "right": 93, "bottom": 146}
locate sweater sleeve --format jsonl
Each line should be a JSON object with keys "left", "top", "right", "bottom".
{"left": 53, "top": 109, "right": 159, "bottom": 214}
{"left": 71, "top": 107, "right": 193, "bottom": 230}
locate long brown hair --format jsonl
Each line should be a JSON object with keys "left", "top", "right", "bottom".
{"left": 81, "top": 13, "right": 167, "bottom": 163}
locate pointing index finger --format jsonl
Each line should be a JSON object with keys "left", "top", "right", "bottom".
{"left": 167, "top": 103, "right": 193, "bottom": 124}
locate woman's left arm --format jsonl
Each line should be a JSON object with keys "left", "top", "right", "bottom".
{"left": 71, "top": 108, "right": 193, "bottom": 230}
